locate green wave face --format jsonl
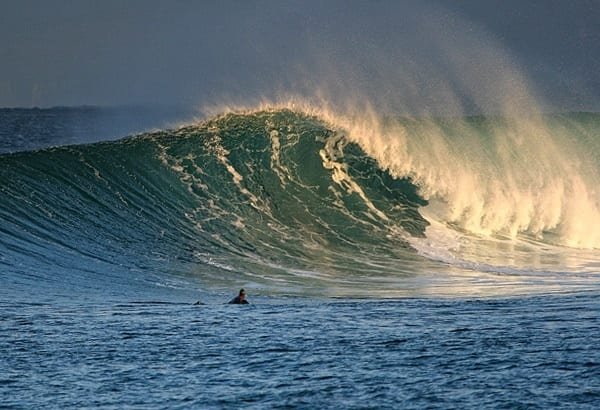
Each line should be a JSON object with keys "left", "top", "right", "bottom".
{"left": 2, "top": 109, "right": 599, "bottom": 297}
{"left": 0, "top": 110, "right": 431, "bottom": 296}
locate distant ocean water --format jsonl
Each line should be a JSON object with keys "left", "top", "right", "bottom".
{"left": 1, "top": 106, "right": 599, "bottom": 408}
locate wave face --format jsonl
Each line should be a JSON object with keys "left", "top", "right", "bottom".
{"left": 1, "top": 109, "right": 600, "bottom": 297}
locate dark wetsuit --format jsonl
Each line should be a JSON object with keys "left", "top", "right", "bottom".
{"left": 228, "top": 296, "right": 249, "bottom": 304}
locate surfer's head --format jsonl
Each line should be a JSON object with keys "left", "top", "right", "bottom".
{"left": 239, "top": 288, "right": 246, "bottom": 301}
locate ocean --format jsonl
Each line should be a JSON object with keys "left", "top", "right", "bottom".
{"left": 1, "top": 106, "right": 599, "bottom": 408}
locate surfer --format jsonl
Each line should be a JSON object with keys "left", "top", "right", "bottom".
{"left": 229, "top": 288, "right": 249, "bottom": 304}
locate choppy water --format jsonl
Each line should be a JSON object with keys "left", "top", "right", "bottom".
{"left": 2, "top": 295, "right": 599, "bottom": 409}
{"left": 1, "top": 107, "right": 600, "bottom": 408}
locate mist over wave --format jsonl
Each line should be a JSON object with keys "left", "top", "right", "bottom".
{"left": 2, "top": 3, "right": 599, "bottom": 296}
{"left": 211, "top": 3, "right": 600, "bottom": 250}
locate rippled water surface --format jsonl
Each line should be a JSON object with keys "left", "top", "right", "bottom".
{"left": 2, "top": 293, "right": 599, "bottom": 409}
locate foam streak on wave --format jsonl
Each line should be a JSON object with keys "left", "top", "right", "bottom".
{"left": 2, "top": 107, "right": 600, "bottom": 298}
{"left": 205, "top": 96, "right": 600, "bottom": 251}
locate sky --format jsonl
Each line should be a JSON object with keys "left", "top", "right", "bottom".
{"left": 1, "top": 0, "right": 598, "bottom": 113}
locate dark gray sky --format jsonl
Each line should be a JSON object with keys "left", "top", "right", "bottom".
{"left": 1, "top": 0, "right": 598, "bottom": 112}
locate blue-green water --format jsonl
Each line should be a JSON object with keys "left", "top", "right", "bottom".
{"left": 1, "top": 107, "right": 599, "bottom": 407}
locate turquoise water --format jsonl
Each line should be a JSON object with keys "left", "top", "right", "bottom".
{"left": 1, "top": 108, "right": 600, "bottom": 407}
